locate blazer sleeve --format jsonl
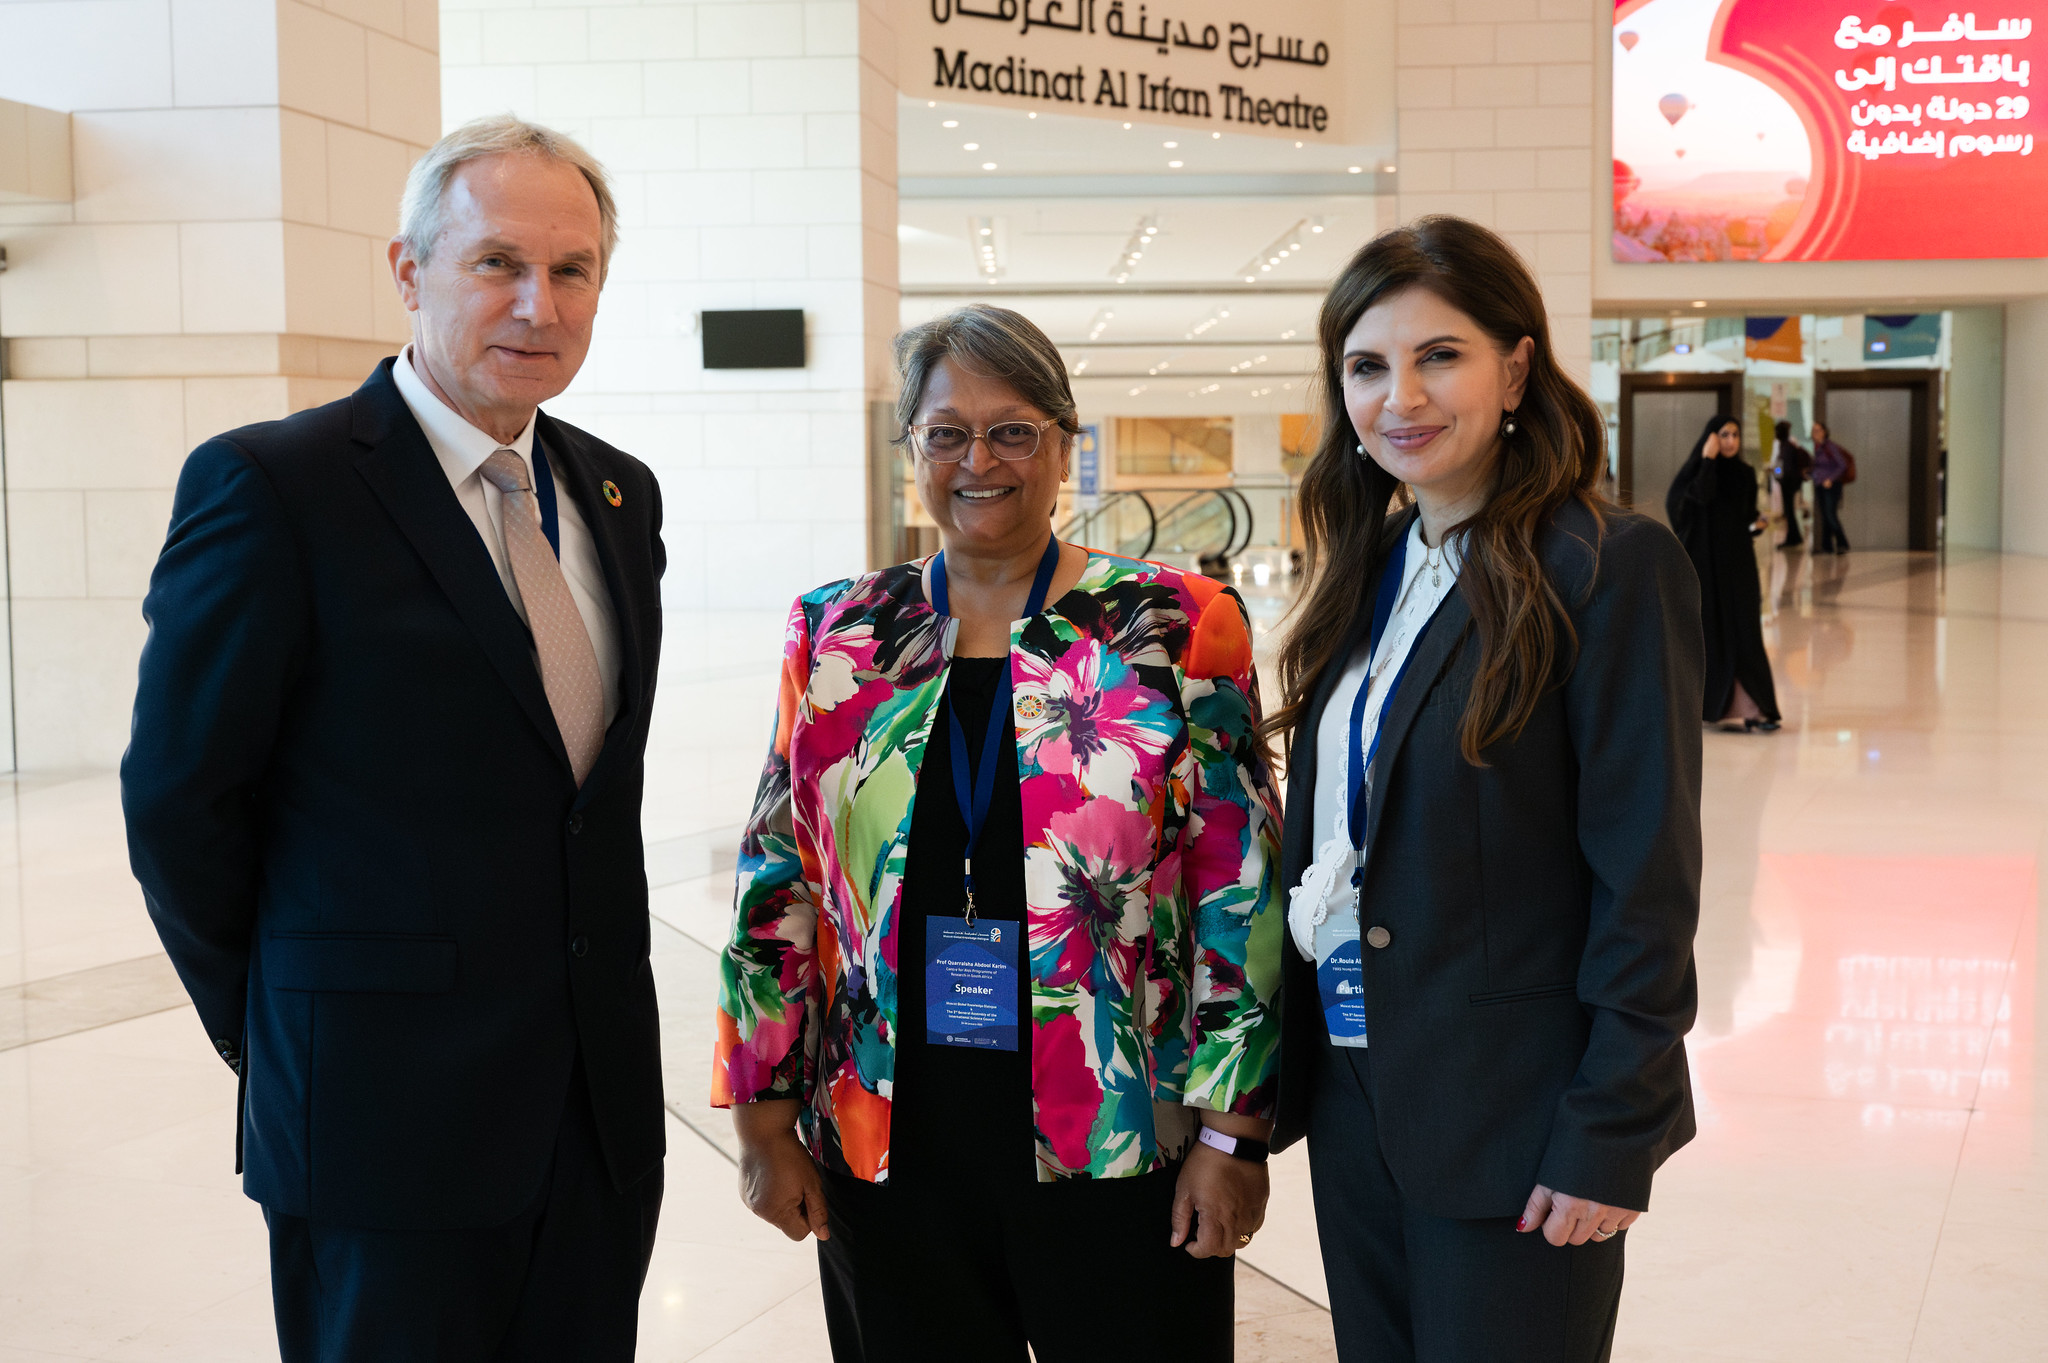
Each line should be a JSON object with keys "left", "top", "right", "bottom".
{"left": 1537, "top": 520, "right": 1704, "bottom": 1210}
{"left": 1177, "top": 585, "right": 1286, "bottom": 1119}
{"left": 712, "top": 593, "right": 822, "bottom": 1107}
{"left": 120, "top": 437, "right": 311, "bottom": 1064}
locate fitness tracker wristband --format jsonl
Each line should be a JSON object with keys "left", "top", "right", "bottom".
{"left": 1197, "top": 1125, "right": 1271, "bottom": 1164}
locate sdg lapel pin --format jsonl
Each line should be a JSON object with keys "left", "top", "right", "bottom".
{"left": 602, "top": 480, "right": 623, "bottom": 507}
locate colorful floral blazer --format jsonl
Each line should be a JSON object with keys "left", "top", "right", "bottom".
{"left": 713, "top": 551, "right": 1283, "bottom": 1183}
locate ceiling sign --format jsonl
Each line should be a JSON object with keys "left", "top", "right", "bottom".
{"left": 1612, "top": 0, "right": 2047, "bottom": 261}
{"left": 901, "top": 0, "right": 1345, "bottom": 141}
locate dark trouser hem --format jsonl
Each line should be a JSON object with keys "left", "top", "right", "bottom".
{"left": 1306, "top": 1040, "right": 1623, "bottom": 1363}
{"left": 816, "top": 1161, "right": 1234, "bottom": 1363}
{"left": 265, "top": 1059, "right": 662, "bottom": 1363}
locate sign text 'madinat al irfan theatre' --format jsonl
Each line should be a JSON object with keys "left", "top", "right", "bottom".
{"left": 906, "top": 0, "right": 1344, "bottom": 139}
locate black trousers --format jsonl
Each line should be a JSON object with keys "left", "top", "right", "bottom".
{"left": 1816, "top": 484, "right": 1850, "bottom": 552}
{"left": 1778, "top": 476, "right": 1805, "bottom": 546}
{"left": 816, "top": 1162, "right": 1235, "bottom": 1362}
{"left": 264, "top": 1061, "right": 663, "bottom": 1363}
{"left": 1307, "top": 1041, "right": 1624, "bottom": 1363}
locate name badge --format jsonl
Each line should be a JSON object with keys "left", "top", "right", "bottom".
{"left": 1314, "top": 893, "right": 1370, "bottom": 1049}
{"left": 925, "top": 915, "right": 1019, "bottom": 1051}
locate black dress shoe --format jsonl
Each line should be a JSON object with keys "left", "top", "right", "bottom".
{"left": 1745, "top": 718, "right": 1781, "bottom": 733}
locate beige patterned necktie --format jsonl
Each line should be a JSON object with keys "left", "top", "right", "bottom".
{"left": 480, "top": 448, "right": 605, "bottom": 785}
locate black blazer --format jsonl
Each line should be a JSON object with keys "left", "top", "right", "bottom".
{"left": 121, "top": 359, "right": 667, "bottom": 1230}
{"left": 1271, "top": 500, "right": 1703, "bottom": 1219}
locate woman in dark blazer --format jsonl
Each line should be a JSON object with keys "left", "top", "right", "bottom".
{"left": 1266, "top": 217, "right": 1704, "bottom": 1362}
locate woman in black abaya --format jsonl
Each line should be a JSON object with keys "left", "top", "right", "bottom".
{"left": 1667, "top": 413, "right": 1782, "bottom": 732}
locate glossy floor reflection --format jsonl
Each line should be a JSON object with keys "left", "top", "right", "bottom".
{"left": 1, "top": 548, "right": 2043, "bottom": 1359}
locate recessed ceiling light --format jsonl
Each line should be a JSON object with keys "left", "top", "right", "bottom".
{"left": 927, "top": 100, "right": 936, "bottom": 107}
{"left": 1211, "top": 131, "right": 1221, "bottom": 139}
{"left": 1295, "top": 141, "right": 1304, "bottom": 148}
{"left": 1311, "top": 224, "right": 1324, "bottom": 232}
{"left": 963, "top": 142, "right": 979, "bottom": 150}
{"left": 1382, "top": 164, "right": 1397, "bottom": 173}
{"left": 982, "top": 161, "right": 997, "bottom": 170}
{"left": 979, "top": 227, "right": 991, "bottom": 235}
{"left": 942, "top": 120, "right": 958, "bottom": 128}
{"left": 1123, "top": 122, "right": 1132, "bottom": 129}
{"left": 1347, "top": 165, "right": 1363, "bottom": 174}
{"left": 1243, "top": 275, "right": 1254, "bottom": 282}
{"left": 1692, "top": 300, "right": 1707, "bottom": 307}
{"left": 1168, "top": 160, "right": 1183, "bottom": 168}
{"left": 1028, "top": 111, "right": 1038, "bottom": 119}
{"left": 1164, "top": 141, "right": 1178, "bottom": 149}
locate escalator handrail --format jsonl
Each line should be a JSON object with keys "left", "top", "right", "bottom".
{"left": 1057, "top": 489, "right": 1157, "bottom": 559}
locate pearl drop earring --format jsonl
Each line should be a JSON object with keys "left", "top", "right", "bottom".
{"left": 1355, "top": 442, "right": 1365, "bottom": 456}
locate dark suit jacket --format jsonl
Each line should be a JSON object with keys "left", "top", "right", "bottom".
{"left": 121, "top": 358, "right": 667, "bottom": 1230}
{"left": 1271, "top": 499, "right": 1703, "bottom": 1219}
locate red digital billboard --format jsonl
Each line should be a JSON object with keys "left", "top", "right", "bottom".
{"left": 1613, "top": 1, "right": 2047, "bottom": 261}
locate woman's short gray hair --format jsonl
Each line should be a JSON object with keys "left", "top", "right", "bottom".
{"left": 892, "top": 305, "right": 1082, "bottom": 446}
{"left": 399, "top": 115, "right": 619, "bottom": 280}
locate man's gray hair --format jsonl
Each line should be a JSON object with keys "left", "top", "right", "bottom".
{"left": 892, "top": 304, "right": 1081, "bottom": 444}
{"left": 398, "top": 115, "right": 619, "bottom": 279}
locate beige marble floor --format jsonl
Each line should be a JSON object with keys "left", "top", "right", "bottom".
{"left": 2, "top": 548, "right": 2044, "bottom": 1359}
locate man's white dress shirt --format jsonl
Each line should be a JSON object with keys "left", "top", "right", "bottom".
{"left": 392, "top": 344, "right": 623, "bottom": 729}
{"left": 1288, "top": 515, "right": 1465, "bottom": 961}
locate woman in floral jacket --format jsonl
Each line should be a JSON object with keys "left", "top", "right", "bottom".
{"left": 713, "top": 304, "right": 1283, "bottom": 1362}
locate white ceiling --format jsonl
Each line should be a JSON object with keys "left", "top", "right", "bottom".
{"left": 899, "top": 97, "right": 1393, "bottom": 179}
{"left": 896, "top": 96, "right": 1394, "bottom": 414}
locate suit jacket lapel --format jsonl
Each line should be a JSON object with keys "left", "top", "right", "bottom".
{"left": 537, "top": 416, "right": 647, "bottom": 730}
{"left": 1362, "top": 584, "right": 1472, "bottom": 858}
{"left": 1280, "top": 510, "right": 1414, "bottom": 885}
{"left": 349, "top": 361, "right": 573, "bottom": 777}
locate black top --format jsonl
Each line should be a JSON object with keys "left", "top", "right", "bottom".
{"left": 1270, "top": 502, "right": 1704, "bottom": 1220}
{"left": 892, "top": 656, "right": 1036, "bottom": 1185}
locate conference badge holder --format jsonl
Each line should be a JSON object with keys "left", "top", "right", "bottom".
{"left": 919, "top": 533, "right": 1062, "bottom": 1056}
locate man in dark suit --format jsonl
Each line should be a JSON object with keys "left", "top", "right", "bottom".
{"left": 122, "top": 115, "right": 666, "bottom": 1361}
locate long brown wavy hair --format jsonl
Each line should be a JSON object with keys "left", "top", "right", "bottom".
{"left": 1268, "top": 216, "right": 1609, "bottom": 765}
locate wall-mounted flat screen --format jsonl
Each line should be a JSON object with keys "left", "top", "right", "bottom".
{"left": 702, "top": 310, "right": 805, "bottom": 369}
{"left": 1612, "top": 1, "right": 2046, "bottom": 262}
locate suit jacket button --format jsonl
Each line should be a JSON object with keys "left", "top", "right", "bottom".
{"left": 570, "top": 935, "right": 589, "bottom": 958}
{"left": 567, "top": 813, "right": 584, "bottom": 835}
{"left": 1365, "top": 926, "right": 1392, "bottom": 949}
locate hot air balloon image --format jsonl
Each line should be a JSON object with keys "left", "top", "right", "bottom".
{"left": 1619, "top": 30, "right": 1639, "bottom": 51}
{"left": 1660, "top": 93, "right": 1692, "bottom": 126}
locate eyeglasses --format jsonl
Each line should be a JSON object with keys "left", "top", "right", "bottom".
{"left": 906, "top": 417, "right": 1059, "bottom": 463}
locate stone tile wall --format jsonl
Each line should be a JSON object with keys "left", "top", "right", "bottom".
{"left": 1391, "top": 0, "right": 1595, "bottom": 382}
{"left": 0, "top": 0, "right": 437, "bottom": 769}
{"left": 439, "top": 0, "right": 901, "bottom": 613}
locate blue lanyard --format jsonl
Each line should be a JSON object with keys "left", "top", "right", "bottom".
{"left": 1345, "top": 528, "right": 1443, "bottom": 885}
{"left": 531, "top": 439, "right": 562, "bottom": 558}
{"left": 928, "top": 533, "right": 1062, "bottom": 922}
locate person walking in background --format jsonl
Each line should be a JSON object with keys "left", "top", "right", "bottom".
{"left": 1772, "top": 418, "right": 1809, "bottom": 549}
{"left": 715, "top": 304, "right": 1282, "bottom": 1362}
{"left": 1669, "top": 414, "right": 1783, "bottom": 733}
{"left": 1267, "top": 217, "right": 1704, "bottom": 1362}
{"left": 122, "top": 116, "right": 668, "bottom": 1361}
{"left": 1811, "top": 420, "right": 1853, "bottom": 554}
